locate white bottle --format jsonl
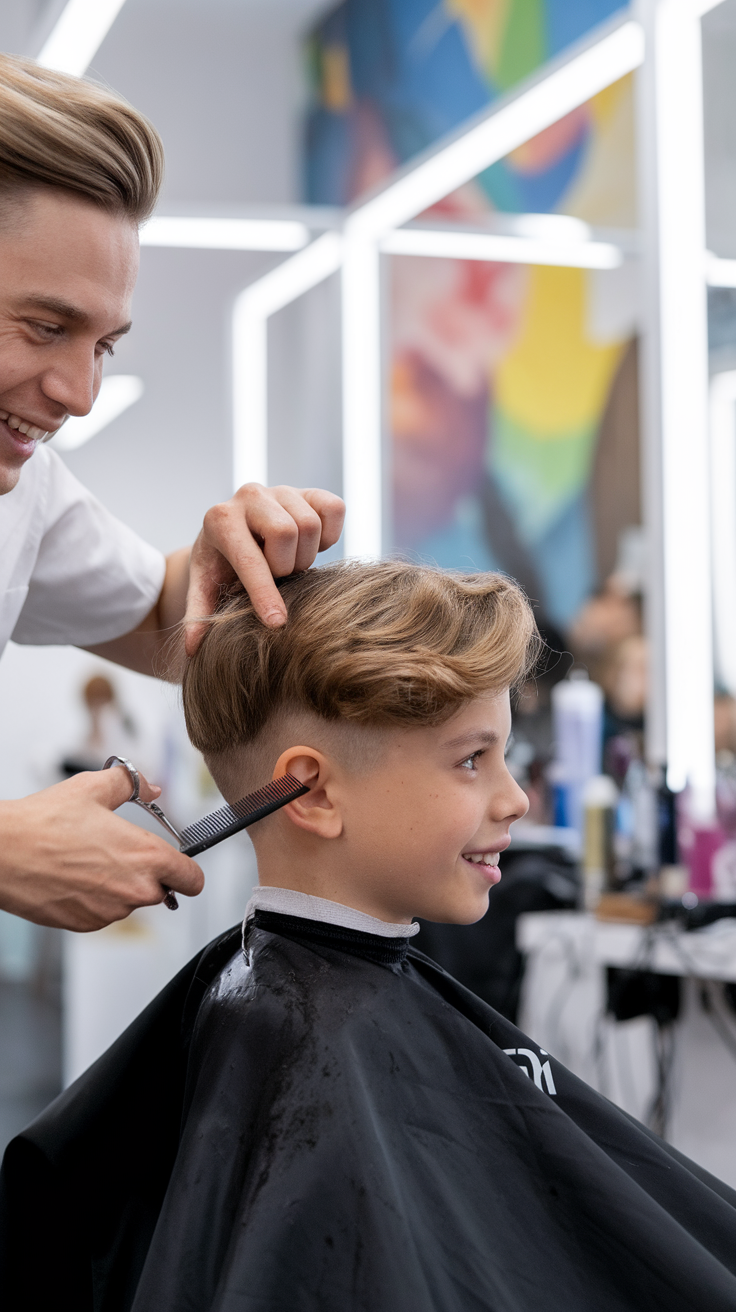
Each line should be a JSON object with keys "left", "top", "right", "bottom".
{"left": 551, "top": 674, "right": 604, "bottom": 836}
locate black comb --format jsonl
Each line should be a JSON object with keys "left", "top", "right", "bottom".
{"left": 179, "top": 773, "right": 309, "bottom": 857}
{"left": 104, "top": 756, "right": 308, "bottom": 910}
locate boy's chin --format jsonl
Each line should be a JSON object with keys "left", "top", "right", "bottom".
{"left": 420, "top": 889, "right": 492, "bottom": 926}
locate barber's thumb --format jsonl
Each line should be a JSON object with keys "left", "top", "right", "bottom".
{"left": 83, "top": 764, "right": 162, "bottom": 810}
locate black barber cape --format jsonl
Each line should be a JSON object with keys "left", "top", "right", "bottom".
{"left": 3, "top": 912, "right": 736, "bottom": 1312}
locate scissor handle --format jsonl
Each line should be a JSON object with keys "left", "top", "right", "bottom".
{"left": 136, "top": 798, "right": 184, "bottom": 846}
{"left": 103, "top": 756, "right": 181, "bottom": 910}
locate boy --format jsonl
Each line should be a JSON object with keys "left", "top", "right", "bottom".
{"left": 3, "top": 561, "right": 736, "bottom": 1311}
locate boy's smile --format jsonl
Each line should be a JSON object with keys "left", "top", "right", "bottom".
{"left": 460, "top": 851, "right": 502, "bottom": 875}
{"left": 248, "top": 690, "right": 529, "bottom": 927}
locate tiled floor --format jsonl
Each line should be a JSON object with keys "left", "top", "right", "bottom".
{"left": 0, "top": 978, "right": 62, "bottom": 1155}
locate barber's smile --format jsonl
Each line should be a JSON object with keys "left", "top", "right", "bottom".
{"left": 0, "top": 409, "right": 54, "bottom": 458}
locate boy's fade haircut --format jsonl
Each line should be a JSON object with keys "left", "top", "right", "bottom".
{"left": 0, "top": 53, "right": 163, "bottom": 223}
{"left": 183, "top": 560, "right": 540, "bottom": 760}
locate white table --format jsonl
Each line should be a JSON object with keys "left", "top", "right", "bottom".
{"left": 519, "top": 910, "right": 736, "bottom": 981}
{"left": 517, "top": 910, "right": 736, "bottom": 1188}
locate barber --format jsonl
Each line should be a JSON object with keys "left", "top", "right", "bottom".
{"left": 0, "top": 54, "right": 344, "bottom": 931}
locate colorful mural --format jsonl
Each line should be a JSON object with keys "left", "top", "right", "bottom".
{"left": 304, "top": 0, "right": 637, "bottom": 629}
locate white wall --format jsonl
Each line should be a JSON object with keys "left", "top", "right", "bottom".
{"left": 90, "top": 0, "right": 323, "bottom": 211}
{"left": 703, "top": 0, "right": 736, "bottom": 259}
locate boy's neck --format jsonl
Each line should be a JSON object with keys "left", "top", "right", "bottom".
{"left": 252, "top": 835, "right": 415, "bottom": 924}
{"left": 246, "top": 885, "right": 420, "bottom": 937}
{"left": 254, "top": 870, "right": 414, "bottom": 925}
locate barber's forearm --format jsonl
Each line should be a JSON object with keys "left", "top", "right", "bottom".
{"left": 155, "top": 546, "right": 192, "bottom": 630}
{"left": 83, "top": 547, "right": 191, "bottom": 679}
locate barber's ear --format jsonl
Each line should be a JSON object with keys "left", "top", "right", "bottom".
{"left": 272, "top": 746, "right": 342, "bottom": 839}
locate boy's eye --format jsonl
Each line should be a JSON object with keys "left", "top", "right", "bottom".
{"left": 459, "top": 750, "right": 484, "bottom": 771}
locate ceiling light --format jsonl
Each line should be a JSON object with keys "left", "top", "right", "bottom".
{"left": 705, "top": 253, "right": 736, "bottom": 287}
{"left": 232, "top": 234, "right": 342, "bottom": 489}
{"left": 381, "top": 228, "right": 622, "bottom": 269}
{"left": 50, "top": 375, "right": 143, "bottom": 451}
{"left": 341, "top": 235, "right": 382, "bottom": 557}
{"left": 36, "top": 0, "right": 128, "bottom": 77}
{"left": 140, "top": 216, "right": 310, "bottom": 253}
{"left": 637, "top": 0, "right": 714, "bottom": 810}
{"left": 511, "top": 214, "right": 590, "bottom": 243}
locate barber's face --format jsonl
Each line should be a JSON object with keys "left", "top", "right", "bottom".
{"left": 0, "top": 187, "right": 139, "bottom": 494}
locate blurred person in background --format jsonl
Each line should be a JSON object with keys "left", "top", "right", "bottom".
{"left": 57, "top": 676, "right": 140, "bottom": 779}
{"left": 0, "top": 54, "right": 344, "bottom": 934}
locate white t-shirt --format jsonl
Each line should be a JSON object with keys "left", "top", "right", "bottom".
{"left": 0, "top": 445, "right": 166, "bottom": 658}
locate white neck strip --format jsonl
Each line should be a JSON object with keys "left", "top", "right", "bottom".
{"left": 243, "top": 886, "right": 420, "bottom": 938}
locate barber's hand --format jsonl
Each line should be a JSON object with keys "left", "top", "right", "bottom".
{"left": 0, "top": 767, "right": 204, "bottom": 931}
{"left": 184, "top": 483, "right": 345, "bottom": 655}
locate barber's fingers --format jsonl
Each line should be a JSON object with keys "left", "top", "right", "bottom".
{"left": 253, "top": 485, "right": 345, "bottom": 573}
{"left": 79, "top": 763, "right": 162, "bottom": 811}
{"left": 209, "top": 484, "right": 321, "bottom": 581}
{"left": 183, "top": 532, "right": 279, "bottom": 656}
{"left": 0, "top": 782, "right": 204, "bottom": 932}
{"left": 63, "top": 772, "right": 204, "bottom": 898}
{"left": 184, "top": 492, "right": 294, "bottom": 649}
{"left": 240, "top": 484, "right": 344, "bottom": 570}
{"left": 265, "top": 485, "right": 347, "bottom": 574}
{"left": 263, "top": 485, "right": 323, "bottom": 574}
{"left": 136, "top": 772, "right": 162, "bottom": 805}
{"left": 73, "top": 801, "right": 205, "bottom": 906}
{"left": 125, "top": 828, "right": 204, "bottom": 901}
{"left": 184, "top": 483, "right": 345, "bottom": 654}
{"left": 299, "top": 487, "right": 345, "bottom": 553}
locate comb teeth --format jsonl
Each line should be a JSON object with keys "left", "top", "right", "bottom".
{"left": 230, "top": 773, "right": 305, "bottom": 818}
{"left": 179, "top": 773, "right": 308, "bottom": 857}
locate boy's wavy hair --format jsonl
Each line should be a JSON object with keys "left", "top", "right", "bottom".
{"left": 183, "top": 560, "right": 540, "bottom": 757}
{"left": 0, "top": 53, "right": 163, "bottom": 222}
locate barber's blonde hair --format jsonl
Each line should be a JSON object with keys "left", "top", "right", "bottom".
{"left": 183, "top": 560, "right": 539, "bottom": 758}
{"left": 0, "top": 53, "right": 163, "bottom": 222}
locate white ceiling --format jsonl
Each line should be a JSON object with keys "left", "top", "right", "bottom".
{"left": 0, "top": 0, "right": 333, "bottom": 56}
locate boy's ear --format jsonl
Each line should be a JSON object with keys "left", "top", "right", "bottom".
{"left": 272, "top": 746, "right": 342, "bottom": 839}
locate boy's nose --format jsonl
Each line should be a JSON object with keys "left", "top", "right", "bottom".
{"left": 494, "top": 767, "right": 529, "bottom": 824}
